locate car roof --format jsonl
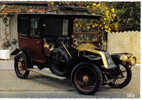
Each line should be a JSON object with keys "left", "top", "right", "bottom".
{"left": 18, "top": 6, "right": 102, "bottom": 19}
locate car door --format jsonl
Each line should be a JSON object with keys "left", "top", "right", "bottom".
{"left": 18, "top": 14, "right": 46, "bottom": 64}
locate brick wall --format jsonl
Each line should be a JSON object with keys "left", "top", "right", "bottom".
{"left": 107, "top": 31, "right": 140, "bottom": 63}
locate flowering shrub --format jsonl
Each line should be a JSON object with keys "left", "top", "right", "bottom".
{"left": 73, "top": 2, "right": 117, "bottom": 33}
{"left": 91, "top": 2, "right": 117, "bottom": 33}
{"left": 45, "top": 2, "right": 118, "bottom": 33}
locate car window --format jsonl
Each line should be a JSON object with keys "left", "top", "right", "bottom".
{"left": 18, "top": 15, "right": 30, "bottom": 36}
{"left": 39, "top": 16, "right": 63, "bottom": 37}
{"left": 18, "top": 15, "right": 64, "bottom": 38}
{"left": 30, "top": 17, "right": 40, "bottom": 38}
{"left": 62, "top": 19, "right": 69, "bottom": 36}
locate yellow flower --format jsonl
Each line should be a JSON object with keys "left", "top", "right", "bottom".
{"left": 97, "top": 3, "right": 101, "bottom": 7}
{"left": 105, "top": 29, "right": 111, "bottom": 33}
{"left": 111, "top": 8, "right": 115, "bottom": 13}
{"left": 105, "top": 25, "right": 109, "bottom": 29}
{"left": 92, "top": 24, "right": 97, "bottom": 28}
{"left": 92, "top": 3, "right": 96, "bottom": 6}
{"left": 108, "top": 30, "right": 110, "bottom": 33}
{"left": 105, "top": 10, "right": 109, "bottom": 16}
{"left": 108, "top": 28, "right": 111, "bottom": 32}
{"left": 112, "top": 14, "right": 116, "bottom": 17}
{"left": 104, "top": 18, "right": 106, "bottom": 20}
{"left": 105, "top": 28, "right": 111, "bottom": 33}
{"left": 87, "top": 6, "right": 90, "bottom": 8}
{"left": 87, "top": 26, "right": 90, "bottom": 29}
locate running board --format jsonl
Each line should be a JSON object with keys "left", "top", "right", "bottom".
{"left": 27, "top": 68, "right": 66, "bottom": 80}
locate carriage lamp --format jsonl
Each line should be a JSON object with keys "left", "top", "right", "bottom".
{"left": 120, "top": 55, "right": 128, "bottom": 62}
{"left": 128, "top": 56, "right": 136, "bottom": 66}
{"left": 120, "top": 55, "right": 136, "bottom": 66}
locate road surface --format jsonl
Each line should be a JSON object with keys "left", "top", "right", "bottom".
{"left": 0, "top": 60, "right": 140, "bottom": 98}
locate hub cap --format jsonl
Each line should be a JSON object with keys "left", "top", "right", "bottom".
{"left": 82, "top": 75, "right": 89, "bottom": 83}
{"left": 74, "top": 67, "right": 97, "bottom": 92}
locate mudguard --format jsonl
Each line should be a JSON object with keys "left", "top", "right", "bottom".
{"left": 76, "top": 43, "right": 117, "bottom": 69}
{"left": 10, "top": 48, "right": 20, "bottom": 56}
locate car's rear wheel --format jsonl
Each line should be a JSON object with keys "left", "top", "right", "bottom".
{"left": 14, "top": 52, "right": 30, "bottom": 79}
{"left": 71, "top": 63, "right": 102, "bottom": 95}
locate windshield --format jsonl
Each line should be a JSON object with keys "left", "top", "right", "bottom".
{"left": 73, "top": 18, "right": 100, "bottom": 33}
{"left": 72, "top": 18, "right": 105, "bottom": 50}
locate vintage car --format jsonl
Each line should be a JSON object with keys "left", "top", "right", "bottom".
{"left": 11, "top": 6, "right": 136, "bottom": 95}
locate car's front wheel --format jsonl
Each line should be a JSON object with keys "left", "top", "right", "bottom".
{"left": 71, "top": 63, "right": 102, "bottom": 95}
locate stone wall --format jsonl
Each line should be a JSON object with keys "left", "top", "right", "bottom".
{"left": 9, "top": 15, "right": 18, "bottom": 51}
{"left": 0, "top": 17, "right": 9, "bottom": 49}
{"left": 0, "top": 15, "right": 17, "bottom": 51}
{"left": 9, "top": 15, "right": 18, "bottom": 41}
{"left": 107, "top": 31, "right": 140, "bottom": 63}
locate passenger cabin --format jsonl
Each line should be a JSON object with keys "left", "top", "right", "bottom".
{"left": 17, "top": 6, "right": 102, "bottom": 63}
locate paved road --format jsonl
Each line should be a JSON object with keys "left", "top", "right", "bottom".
{"left": 0, "top": 60, "right": 140, "bottom": 98}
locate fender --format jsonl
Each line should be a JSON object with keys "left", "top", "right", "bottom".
{"left": 10, "top": 48, "right": 21, "bottom": 56}
{"left": 11, "top": 48, "right": 31, "bottom": 56}
{"left": 11, "top": 48, "right": 33, "bottom": 68}
{"left": 77, "top": 43, "right": 114, "bottom": 69}
{"left": 65, "top": 56, "right": 90, "bottom": 79}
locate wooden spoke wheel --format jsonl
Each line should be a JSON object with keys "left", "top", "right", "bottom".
{"left": 71, "top": 63, "right": 102, "bottom": 95}
{"left": 14, "top": 52, "right": 30, "bottom": 79}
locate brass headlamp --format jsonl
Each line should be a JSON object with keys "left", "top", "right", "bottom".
{"left": 120, "top": 55, "right": 136, "bottom": 66}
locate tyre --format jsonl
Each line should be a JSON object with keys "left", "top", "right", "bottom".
{"left": 71, "top": 63, "right": 102, "bottom": 95}
{"left": 49, "top": 48, "right": 69, "bottom": 77}
{"left": 109, "top": 63, "right": 132, "bottom": 88}
{"left": 14, "top": 52, "right": 30, "bottom": 79}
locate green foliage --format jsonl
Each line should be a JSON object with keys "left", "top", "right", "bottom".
{"left": 55, "top": 2, "right": 140, "bottom": 32}
{"left": 11, "top": 39, "right": 17, "bottom": 45}
{"left": 57, "top": 2, "right": 117, "bottom": 33}
{"left": 106, "top": 2, "right": 140, "bottom": 31}
{"left": 3, "top": 39, "right": 17, "bottom": 49}
{"left": 3, "top": 40, "right": 11, "bottom": 49}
